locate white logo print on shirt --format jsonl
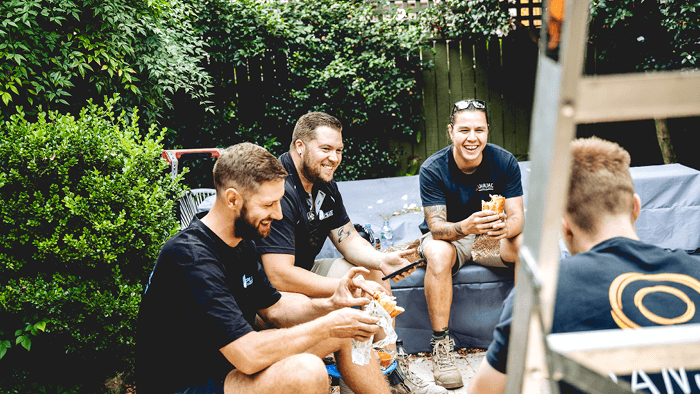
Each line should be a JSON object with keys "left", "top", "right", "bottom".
{"left": 242, "top": 275, "right": 253, "bottom": 288}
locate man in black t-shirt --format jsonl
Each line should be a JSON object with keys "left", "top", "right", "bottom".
{"left": 138, "top": 143, "right": 391, "bottom": 394}
{"left": 468, "top": 137, "right": 700, "bottom": 394}
{"left": 257, "top": 112, "right": 447, "bottom": 394}
{"left": 257, "top": 112, "right": 416, "bottom": 295}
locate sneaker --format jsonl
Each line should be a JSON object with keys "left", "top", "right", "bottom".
{"left": 390, "top": 355, "right": 448, "bottom": 394}
{"left": 430, "top": 336, "right": 464, "bottom": 389}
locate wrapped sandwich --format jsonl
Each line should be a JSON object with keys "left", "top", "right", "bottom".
{"left": 372, "top": 292, "right": 404, "bottom": 318}
{"left": 481, "top": 194, "right": 505, "bottom": 215}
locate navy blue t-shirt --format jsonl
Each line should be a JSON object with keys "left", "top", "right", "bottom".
{"left": 418, "top": 144, "right": 523, "bottom": 233}
{"left": 256, "top": 152, "right": 351, "bottom": 271}
{"left": 484, "top": 237, "right": 700, "bottom": 393}
{"left": 138, "top": 215, "right": 282, "bottom": 393}
{"left": 486, "top": 287, "right": 515, "bottom": 374}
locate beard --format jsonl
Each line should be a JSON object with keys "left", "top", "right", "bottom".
{"left": 233, "top": 203, "right": 270, "bottom": 240}
{"left": 300, "top": 155, "right": 333, "bottom": 184}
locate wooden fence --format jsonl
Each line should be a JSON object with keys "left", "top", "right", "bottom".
{"left": 223, "top": 1, "right": 542, "bottom": 176}
{"left": 391, "top": 29, "right": 539, "bottom": 175}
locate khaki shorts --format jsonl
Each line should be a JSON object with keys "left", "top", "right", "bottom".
{"left": 312, "top": 257, "right": 355, "bottom": 279}
{"left": 418, "top": 232, "right": 510, "bottom": 274}
{"left": 417, "top": 232, "right": 475, "bottom": 276}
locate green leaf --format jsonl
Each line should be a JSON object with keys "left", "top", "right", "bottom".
{"left": 35, "top": 321, "right": 47, "bottom": 331}
{"left": 19, "top": 335, "right": 31, "bottom": 351}
{"left": 0, "top": 341, "right": 9, "bottom": 360}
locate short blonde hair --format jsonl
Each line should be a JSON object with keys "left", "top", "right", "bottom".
{"left": 213, "top": 143, "right": 287, "bottom": 195}
{"left": 567, "top": 137, "right": 635, "bottom": 234}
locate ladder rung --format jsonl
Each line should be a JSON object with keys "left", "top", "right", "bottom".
{"left": 574, "top": 70, "right": 700, "bottom": 123}
{"left": 547, "top": 323, "right": 700, "bottom": 374}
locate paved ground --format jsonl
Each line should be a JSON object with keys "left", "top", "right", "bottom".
{"left": 407, "top": 349, "right": 487, "bottom": 393}
{"left": 329, "top": 348, "right": 488, "bottom": 393}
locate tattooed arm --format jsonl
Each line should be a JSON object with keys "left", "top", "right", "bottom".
{"left": 424, "top": 204, "right": 504, "bottom": 242}
{"left": 331, "top": 221, "right": 417, "bottom": 282}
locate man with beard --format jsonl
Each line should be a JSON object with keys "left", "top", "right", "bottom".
{"left": 138, "top": 143, "right": 393, "bottom": 394}
{"left": 257, "top": 113, "right": 447, "bottom": 394}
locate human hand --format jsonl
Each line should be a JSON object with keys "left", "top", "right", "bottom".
{"left": 379, "top": 249, "right": 419, "bottom": 283}
{"left": 462, "top": 211, "right": 504, "bottom": 236}
{"left": 483, "top": 212, "right": 509, "bottom": 240}
{"left": 325, "top": 307, "right": 382, "bottom": 341}
{"left": 330, "top": 267, "right": 386, "bottom": 309}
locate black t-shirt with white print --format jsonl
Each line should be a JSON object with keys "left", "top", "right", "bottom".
{"left": 137, "top": 214, "right": 281, "bottom": 393}
{"left": 256, "top": 152, "right": 351, "bottom": 271}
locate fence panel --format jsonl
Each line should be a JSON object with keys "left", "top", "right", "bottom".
{"left": 487, "top": 37, "right": 505, "bottom": 149}
{"left": 395, "top": 32, "right": 537, "bottom": 175}
{"left": 224, "top": 33, "right": 537, "bottom": 176}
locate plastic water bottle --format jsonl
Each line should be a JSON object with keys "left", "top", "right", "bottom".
{"left": 364, "top": 223, "right": 380, "bottom": 250}
{"left": 396, "top": 339, "right": 407, "bottom": 359}
{"left": 380, "top": 220, "right": 394, "bottom": 249}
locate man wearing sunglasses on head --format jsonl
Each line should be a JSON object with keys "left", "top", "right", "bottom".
{"left": 417, "top": 99, "right": 524, "bottom": 389}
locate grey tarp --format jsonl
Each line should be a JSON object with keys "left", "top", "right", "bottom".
{"left": 197, "top": 163, "right": 700, "bottom": 352}
{"left": 317, "top": 162, "right": 700, "bottom": 352}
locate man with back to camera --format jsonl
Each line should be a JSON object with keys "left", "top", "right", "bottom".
{"left": 418, "top": 99, "right": 524, "bottom": 389}
{"left": 257, "top": 112, "right": 448, "bottom": 394}
{"left": 468, "top": 136, "right": 700, "bottom": 394}
{"left": 138, "top": 142, "right": 395, "bottom": 394}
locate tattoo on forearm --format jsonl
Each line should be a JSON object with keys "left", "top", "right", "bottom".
{"left": 424, "top": 205, "right": 447, "bottom": 224}
{"left": 425, "top": 205, "right": 464, "bottom": 240}
{"left": 336, "top": 223, "right": 354, "bottom": 243}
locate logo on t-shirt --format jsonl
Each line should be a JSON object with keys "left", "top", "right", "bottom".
{"left": 476, "top": 183, "right": 494, "bottom": 192}
{"left": 319, "top": 209, "right": 334, "bottom": 220}
{"left": 242, "top": 274, "right": 253, "bottom": 288}
{"left": 604, "top": 272, "right": 700, "bottom": 394}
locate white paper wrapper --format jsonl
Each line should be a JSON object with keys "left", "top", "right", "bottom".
{"left": 350, "top": 298, "right": 398, "bottom": 365}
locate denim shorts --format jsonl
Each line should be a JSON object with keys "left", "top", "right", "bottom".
{"left": 175, "top": 371, "right": 228, "bottom": 394}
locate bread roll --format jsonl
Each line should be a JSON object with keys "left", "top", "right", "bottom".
{"left": 372, "top": 292, "right": 404, "bottom": 318}
{"left": 481, "top": 194, "right": 505, "bottom": 215}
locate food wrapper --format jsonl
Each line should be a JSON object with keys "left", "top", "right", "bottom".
{"left": 350, "top": 297, "right": 398, "bottom": 365}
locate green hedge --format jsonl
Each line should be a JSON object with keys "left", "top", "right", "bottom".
{"left": 0, "top": 96, "right": 185, "bottom": 392}
{"left": 162, "top": 0, "right": 430, "bottom": 184}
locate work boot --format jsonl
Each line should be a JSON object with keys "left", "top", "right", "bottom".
{"left": 430, "top": 336, "right": 464, "bottom": 389}
{"left": 390, "top": 355, "right": 448, "bottom": 394}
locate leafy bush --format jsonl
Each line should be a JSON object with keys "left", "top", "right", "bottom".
{"left": 588, "top": 0, "right": 700, "bottom": 73}
{"left": 0, "top": 0, "right": 211, "bottom": 123}
{"left": 419, "top": 0, "right": 514, "bottom": 39}
{"left": 162, "top": 0, "right": 429, "bottom": 184}
{"left": 0, "top": 95, "right": 185, "bottom": 392}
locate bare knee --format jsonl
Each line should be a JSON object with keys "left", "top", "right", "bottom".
{"left": 282, "top": 354, "right": 328, "bottom": 393}
{"left": 365, "top": 267, "right": 392, "bottom": 293}
{"left": 422, "top": 240, "right": 456, "bottom": 275}
{"left": 500, "top": 233, "right": 522, "bottom": 264}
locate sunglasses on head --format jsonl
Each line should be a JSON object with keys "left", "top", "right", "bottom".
{"left": 452, "top": 99, "right": 486, "bottom": 113}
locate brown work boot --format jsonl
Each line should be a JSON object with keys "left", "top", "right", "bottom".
{"left": 430, "top": 336, "right": 464, "bottom": 389}
{"left": 390, "top": 355, "right": 448, "bottom": 394}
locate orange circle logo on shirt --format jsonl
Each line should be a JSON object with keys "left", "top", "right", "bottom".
{"left": 608, "top": 273, "right": 700, "bottom": 329}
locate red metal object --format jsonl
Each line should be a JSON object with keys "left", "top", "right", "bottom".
{"left": 161, "top": 148, "right": 222, "bottom": 180}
